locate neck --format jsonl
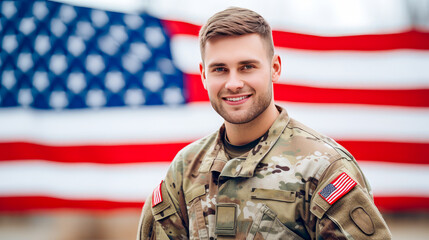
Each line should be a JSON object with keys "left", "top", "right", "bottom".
{"left": 225, "top": 103, "right": 279, "bottom": 146}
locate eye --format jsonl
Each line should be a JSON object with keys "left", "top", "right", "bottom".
{"left": 242, "top": 64, "right": 254, "bottom": 70}
{"left": 213, "top": 67, "right": 227, "bottom": 73}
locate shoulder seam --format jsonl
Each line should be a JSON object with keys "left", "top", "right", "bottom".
{"left": 291, "top": 125, "right": 353, "bottom": 161}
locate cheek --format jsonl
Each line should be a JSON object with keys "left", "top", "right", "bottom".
{"left": 249, "top": 72, "right": 271, "bottom": 90}
{"left": 206, "top": 81, "right": 221, "bottom": 97}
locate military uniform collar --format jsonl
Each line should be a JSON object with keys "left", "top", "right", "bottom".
{"left": 198, "top": 105, "right": 290, "bottom": 178}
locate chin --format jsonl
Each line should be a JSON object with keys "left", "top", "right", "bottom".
{"left": 223, "top": 112, "right": 258, "bottom": 125}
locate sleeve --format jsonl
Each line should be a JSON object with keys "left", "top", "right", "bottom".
{"left": 136, "top": 154, "right": 189, "bottom": 240}
{"left": 310, "top": 158, "right": 392, "bottom": 240}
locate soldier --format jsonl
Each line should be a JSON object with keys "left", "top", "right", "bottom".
{"left": 137, "top": 7, "right": 392, "bottom": 240}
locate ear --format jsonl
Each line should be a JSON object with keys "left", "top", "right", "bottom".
{"left": 271, "top": 54, "right": 281, "bottom": 83}
{"left": 199, "top": 62, "right": 207, "bottom": 90}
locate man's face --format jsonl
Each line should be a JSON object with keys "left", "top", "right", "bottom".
{"left": 200, "top": 33, "right": 281, "bottom": 124}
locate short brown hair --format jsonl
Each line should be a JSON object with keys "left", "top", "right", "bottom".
{"left": 199, "top": 7, "right": 274, "bottom": 61}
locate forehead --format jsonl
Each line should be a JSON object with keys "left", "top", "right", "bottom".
{"left": 203, "top": 34, "right": 269, "bottom": 65}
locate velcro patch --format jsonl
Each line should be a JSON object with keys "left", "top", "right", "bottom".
{"left": 152, "top": 180, "right": 163, "bottom": 207}
{"left": 319, "top": 172, "right": 356, "bottom": 205}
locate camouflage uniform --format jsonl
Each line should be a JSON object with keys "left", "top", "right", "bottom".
{"left": 137, "top": 106, "right": 392, "bottom": 239}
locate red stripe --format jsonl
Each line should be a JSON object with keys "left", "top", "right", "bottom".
{"left": 0, "top": 196, "right": 428, "bottom": 212}
{"left": 337, "top": 141, "right": 429, "bottom": 165}
{"left": 0, "top": 141, "right": 188, "bottom": 164}
{"left": 0, "top": 140, "right": 428, "bottom": 165}
{"left": 374, "top": 196, "right": 429, "bottom": 212}
{"left": 162, "top": 20, "right": 429, "bottom": 50}
{"left": 185, "top": 74, "right": 429, "bottom": 107}
{"left": 327, "top": 178, "right": 356, "bottom": 204}
{"left": 0, "top": 196, "right": 143, "bottom": 212}
{"left": 274, "top": 84, "right": 429, "bottom": 108}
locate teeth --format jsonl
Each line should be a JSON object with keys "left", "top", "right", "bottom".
{"left": 226, "top": 96, "right": 248, "bottom": 102}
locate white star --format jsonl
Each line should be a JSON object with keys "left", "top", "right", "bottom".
{"left": 18, "top": 88, "right": 33, "bottom": 107}
{"left": 109, "top": 25, "right": 128, "bottom": 44}
{"left": 33, "top": 72, "right": 49, "bottom": 92}
{"left": 51, "top": 18, "right": 67, "bottom": 37}
{"left": 68, "top": 36, "right": 85, "bottom": 57}
{"left": 86, "top": 89, "right": 106, "bottom": 108}
{"left": 19, "top": 17, "right": 36, "bottom": 35}
{"left": 91, "top": 10, "right": 109, "bottom": 28}
{"left": 49, "top": 91, "right": 68, "bottom": 109}
{"left": 122, "top": 54, "right": 142, "bottom": 74}
{"left": 143, "top": 71, "right": 164, "bottom": 92}
{"left": 35, "top": 35, "right": 51, "bottom": 55}
{"left": 163, "top": 87, "right": 184, "bottom": 105}
{"left": 2, "top": 35, "right": 18, "bottom": 53}
{"left": 50, "top": 54, "right": 68, "bottom": 75}
{"left": 2, "top": 1, "right": 17, "bottom": 19}
{"left": 2, "top": 71, "right": 16, "bottom": 90}
{"left": 33, "top": 1, "right": 48, "bottom": 20}
{"left": 124, "top": 88, "right": 145, "bottom": 106}
{"left": 105, "top": 71, "right": 125, "bottom": 93}
{"left": 86, "top": 55, "right": 105, "bottom": 75}
{"left": 17, "top": 53, "right": 33, "bottom": 72}
{"left": 129, "top": 42, "right": 151, "bottom": 62}
{"left": 59, "top": 5, "right": 76, "bottom": 23}
{"left": 157, "top": 58, "right": 176, "bottom": 75}
{"left": 124, "top": 14, "right": 144, "bottom": 30}
{"left": 76, "top": 21, "right": 95, "bottom": 40}
{"left": 67, "top": 73, "right": 86, "bottom": 94}
{"left": 98, "top": 35, "right": 119, "bottom": 56}
{"left": 145, "top": 27, "right": 165, "bottom": 48}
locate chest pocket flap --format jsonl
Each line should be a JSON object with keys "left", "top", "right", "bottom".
{"left": 251, "top": 188, "right": 296, "bottom": 203}
{"left": 184, "top": 185, "right": 206, "bottom": 204}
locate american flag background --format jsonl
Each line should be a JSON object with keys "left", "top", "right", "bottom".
{"left": 0, "top": 0, "right": 429, "bottom": 238}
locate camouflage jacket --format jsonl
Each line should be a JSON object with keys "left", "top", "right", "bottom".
{"left": 137, "top": 106, "right": 391, "bottom": 240}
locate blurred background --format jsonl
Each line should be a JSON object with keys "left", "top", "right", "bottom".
{"left": 0, "top": 0, "right": 428, "bottom": 239}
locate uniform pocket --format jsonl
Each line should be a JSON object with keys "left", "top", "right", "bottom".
{"left": 251, "top": 188, "right": 296, "bottom": 203}
{"left": 246, "top": 204, "right": 304, "bottom": 240}
{"left": 185, "top": 185, "right": 209, "bottom": 240}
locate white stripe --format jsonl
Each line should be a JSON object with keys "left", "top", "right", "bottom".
{"left": 360, "top": 162, "right": 429, "bottom": 197}
{"left": 171, "top": 35, "right": 429, "bottom": 89}
{"left": 0, "top": 105, "right": 223, "bottom": 145}
{"left": 0, "top": 102, "right": 428, "bottom": 145}
{"left": 0, "top": 160, "right": 428, "bottom": 201}
{"left": 327, "top": 179, "right": 355, "bottom": 203}
{"left": 326, "top": 175, "right": 349, "bottom": 201}
{"left": 332, "top": 173, "right": 347, "bottom": 186}
{"left": 50, "top": 0, "right": 145, "bottom": 13}
{"left": 280, "top": 102, "right": 429, "bottom": 142}
{"left": 329, "top": 181, "right": 355, "bottom": 203}
{"left": 145, "top": 0, "right": 428, "bottom": 35}
{"left": 52, "top": 0, "right": 429, "bottom": 35}
{"left": 0, "top": 160, "right": 169, "bottom": 202}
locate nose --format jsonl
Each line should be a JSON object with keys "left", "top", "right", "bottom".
{"left": 225, "top": 71, "right": 244, "bottom": 92}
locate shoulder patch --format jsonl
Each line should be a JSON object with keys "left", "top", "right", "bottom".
{"left": 319, "top": 172, "right": 356, "bottom": 205}
{"left": 152, "top": 180, "right": 164, "bottom": 207}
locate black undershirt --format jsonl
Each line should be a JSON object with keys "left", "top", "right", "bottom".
{"left": 223, "top": 133, "right": 262, "bottom": 159}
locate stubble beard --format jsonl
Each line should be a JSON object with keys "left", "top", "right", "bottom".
{"left": 210, "top": 84, "right": 273, "bottom": 125}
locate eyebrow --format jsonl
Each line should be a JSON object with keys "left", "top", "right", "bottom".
{"left": 207, "top": 59, "right": 261, "bottom": 69}
{"left": 207, "top": 63, "right": 226, "bottom": 69}
{"left": 238, "top": 60, "right": 261, "bottom": 65}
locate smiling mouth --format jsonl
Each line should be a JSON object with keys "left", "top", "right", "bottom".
{"left": 223, "top": 95, "right": 251, "bottom": 102}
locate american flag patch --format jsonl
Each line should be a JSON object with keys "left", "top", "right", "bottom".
{"left": 319, "top": 172, "right": 357, "bottom": 205}
{"left": 152, "top": 180, "right": 164, "bottom": 207}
